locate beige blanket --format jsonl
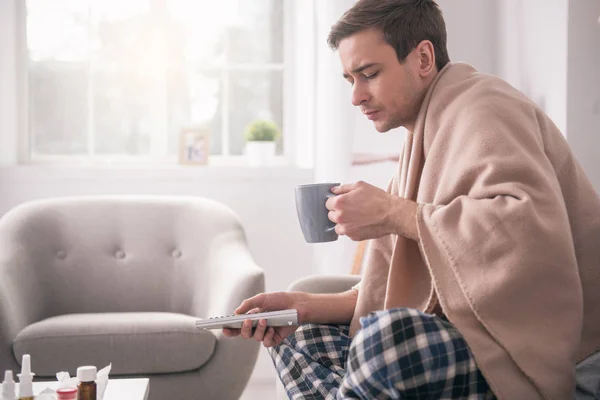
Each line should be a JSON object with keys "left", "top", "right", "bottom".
{"left": 350, "top": 62, "right": 600, "bottom": 399}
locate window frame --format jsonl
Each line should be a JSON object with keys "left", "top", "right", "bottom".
{"left": 14, "top": 0, "right": 300, "bottom": 167}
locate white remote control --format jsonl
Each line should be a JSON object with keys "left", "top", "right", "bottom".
{"left": 195, "top": 309, "right": 299, "bottom": 330}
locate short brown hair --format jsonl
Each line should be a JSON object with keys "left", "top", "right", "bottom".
{"left": 328, "top": 0, "right": 450, "bottom": 71}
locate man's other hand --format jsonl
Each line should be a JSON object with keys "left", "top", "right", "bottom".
{"left": 327, "top": 181, "right": 418, "bottom": 241}
{"left": 222, "top": 292, "right": 305, "bottom": 348}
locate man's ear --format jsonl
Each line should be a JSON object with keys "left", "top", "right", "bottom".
{"left": 415, "top": 40, "right": 436, "bottom": 77}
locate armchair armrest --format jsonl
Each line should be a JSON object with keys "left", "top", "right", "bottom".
{"left": 287, "top": 274, "right": 360, "bottom": 294}
{"left": 193, "top": 230, "right": 264, "bottom": 320}
{"left": 0, "top": 234, "right": 45, "bottom": 371}
{"left": 188, "top": 230, "right": 264, "bottom": 400}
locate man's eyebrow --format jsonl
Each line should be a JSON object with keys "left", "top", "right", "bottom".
{"left": 342, "top": 63, "right": 379, "bottom": 79}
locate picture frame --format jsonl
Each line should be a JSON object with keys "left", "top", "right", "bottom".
{"left": 179, "top": 127, "right": 210, "bottom": 165}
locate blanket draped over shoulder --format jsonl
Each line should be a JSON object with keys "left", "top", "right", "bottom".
{"left": 350, "top": 63, "right": 600, "bottom": 400}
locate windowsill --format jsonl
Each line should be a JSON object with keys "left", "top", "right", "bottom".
{"left": 0, "top": 159, "right": 313, "bottom": 183}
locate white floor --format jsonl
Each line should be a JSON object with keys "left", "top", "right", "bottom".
{"left": 239, "top": 378, "right": 279, "bottom": 400}
{"left": 239, "top": 350, "right": 280, "bottom": 400}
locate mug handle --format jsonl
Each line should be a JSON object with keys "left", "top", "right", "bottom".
{"left": 325, "top": 192, "right": 337, "bottom": 232}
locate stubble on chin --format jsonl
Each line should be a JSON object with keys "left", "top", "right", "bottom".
{"left": 375, "top": 117, "right": 402, "bottom": 133}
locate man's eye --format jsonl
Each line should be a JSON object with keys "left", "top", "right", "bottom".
{"left": 365, "top": 72, "right": 379, "bottom": 79}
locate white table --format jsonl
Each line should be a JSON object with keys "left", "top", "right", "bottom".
{"left": 21, "top": 378, "right": 149, "bottom": 400}
{"left": 101, "top": 378, "right": 149, "bottom": 400}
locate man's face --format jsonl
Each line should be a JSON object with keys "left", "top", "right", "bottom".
{"left": 338, "top": 28, "right": 425, "bottom": 133}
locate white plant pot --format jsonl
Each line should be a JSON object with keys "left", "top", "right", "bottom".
{"left": 245, "top": 141, "right": 276, "bottom": 167}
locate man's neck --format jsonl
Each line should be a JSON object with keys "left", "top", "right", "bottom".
{"left": 405, "top": 69, "right": 439, "bottom": 133}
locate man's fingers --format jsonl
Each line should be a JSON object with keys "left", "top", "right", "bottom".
{"left": 235, "top": 294, "right": 266, "bottom": 314}
{"left": 327, "top": 182, "right": 361, "bottom": 210}
{"left": 328, "top": 210, "right": 338, "bottom": 224}
{"left": 331, "top": 182, "right": 357, "bottom": 195}
{"left": 263, "top": 327, "right": 276, "bottom": 348}
{"left": 222, "top": 328, "right": 240, "bottom": 337}
{"left": 253, "top": 319, "right": 268, "bottom": 342}
{"left": 272, "top": 330, "right": 285, "bottom": 347}
{"left": 240, "top": 319, "right": 254, "bottom": 339}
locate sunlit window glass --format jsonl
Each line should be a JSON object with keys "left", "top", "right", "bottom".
{"left": 26, "top": 0, "right": 284, "bottom": 160}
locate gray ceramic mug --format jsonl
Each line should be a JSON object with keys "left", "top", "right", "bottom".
{"left": 295, "top": 182, "right": 340, "bottom": 243}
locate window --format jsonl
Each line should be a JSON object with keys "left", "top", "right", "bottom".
{"left": 24, "top": 0, "right": 285, "bottom": 162}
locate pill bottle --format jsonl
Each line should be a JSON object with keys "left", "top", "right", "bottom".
{"left": 76, "top": 366, "right": 97, "bottom": 400}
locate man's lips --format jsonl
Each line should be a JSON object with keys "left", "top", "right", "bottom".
{"left": 364, "top": 110, "right": 380, "bottom": 120}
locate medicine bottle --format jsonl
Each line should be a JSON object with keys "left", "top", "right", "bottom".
{"left": 76, "top": 366, "right": 97, "bottom": 400}
{"left": 56, "top": 387, "right": 77, "bottom": 400}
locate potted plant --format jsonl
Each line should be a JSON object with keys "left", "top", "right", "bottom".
{"left": 243, "top": 119, "right": 280, "bottom": 166}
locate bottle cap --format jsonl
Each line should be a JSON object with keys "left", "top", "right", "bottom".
{"left": 2, "top": 370, "right": 16, "bottom": 400}
{"left": 57, "top": 387, "right": 77, "bottom": 393}
{"left": 21, "top": 355, "right": 31, "bottom": 375}
{"left": 57, "top": 386, "right": 78, "bottom": 400}
{"left": 76, "top": 366, "right": 97, "bottom": 382}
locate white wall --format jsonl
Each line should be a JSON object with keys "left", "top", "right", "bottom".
{"left": 438, "top": 0, "right": 498, "bottom": 75}
{"left": 496, "top": 0, "right": 569, "bottom": 134}
{"left": 566, "top": 0, "right": 600, "bottom": 192}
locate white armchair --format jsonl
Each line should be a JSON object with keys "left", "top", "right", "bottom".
{"left": 0, "top": 196, "right": 264, "bottom": 400}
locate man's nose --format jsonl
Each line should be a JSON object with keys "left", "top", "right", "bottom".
{"left": 351, "top": 82, "right": 369, "bottom": 107}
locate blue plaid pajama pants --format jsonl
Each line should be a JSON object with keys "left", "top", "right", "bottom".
{"left": 269, "top": 308, "right": 496, "bottom": 399}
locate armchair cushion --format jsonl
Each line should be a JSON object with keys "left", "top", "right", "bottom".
{"left": 13, "top": 312, "right": 215, "bottom": 376}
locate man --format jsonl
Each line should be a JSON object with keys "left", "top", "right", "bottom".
{"left": 224, "top": 1, "right": 600, "bottom": 399}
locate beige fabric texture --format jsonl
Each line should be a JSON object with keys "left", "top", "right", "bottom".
{"left": 350, "top": 63, "right": 600, "bottom": 399}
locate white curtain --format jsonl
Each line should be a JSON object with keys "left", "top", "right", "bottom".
{"left": 312, "top": 0, "right": 357, "bottom": 276}
{"left": 0, "top": 0, "right": 19, "bottom": 165}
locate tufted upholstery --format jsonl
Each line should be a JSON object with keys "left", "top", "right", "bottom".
{"left": 0, "top": 196, "right": 264, "bottom": 400}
